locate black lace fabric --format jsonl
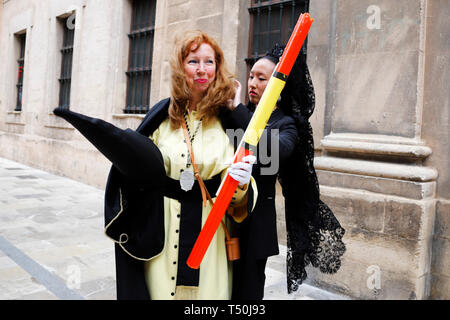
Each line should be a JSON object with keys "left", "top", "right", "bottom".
{"left": 277, "top": 49, "right": 346, "bottom": 294}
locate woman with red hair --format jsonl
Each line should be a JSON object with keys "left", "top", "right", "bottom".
{"left": 54, "top": 31, "right": 257, "bottom": 300}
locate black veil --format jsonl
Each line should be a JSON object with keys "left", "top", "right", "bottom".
{"left": 264, "top": 44, "right": 346, "bottom": 293}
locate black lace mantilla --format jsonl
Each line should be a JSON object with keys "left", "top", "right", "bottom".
{"left": 271, "top": 45, "right": 346, "bottom": 293}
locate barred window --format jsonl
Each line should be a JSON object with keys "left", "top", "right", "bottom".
{"left": 247, "top": 0, "right": 309, "bottom": 65}
{"left": 58, "top": 15, "right": 75, "bottom": 109}
{"left": 15, "top": 33, "right": 26, "bottom": 111}
{"left": 124, "top": 0, "right": 157, "bottom": 114}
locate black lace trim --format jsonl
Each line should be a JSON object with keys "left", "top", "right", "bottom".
{"left": 276, "top": 50, "right": 346, "bottom": 294}
{"left": 285, "top": 199, "right": 346, "bottom": 293}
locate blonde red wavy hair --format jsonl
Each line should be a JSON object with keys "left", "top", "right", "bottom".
{"left": 169, "top": 30, "right": 235, "bottom": 128}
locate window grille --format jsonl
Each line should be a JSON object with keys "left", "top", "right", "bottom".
{"left": 15, "top": 33, "right": 26, "bottom": 111}
{"left": 58, "top": 16, "right": 75, "bottom": 109}
{"left": 124, "top": 0, "right": 157, "bottom": 114}
{"left": 247, "top": 0, "right": 309, "bottom": 66}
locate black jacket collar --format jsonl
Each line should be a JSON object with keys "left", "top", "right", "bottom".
{"left": 135, "top": 97, "right": 235, "bottom": 137}
{"left": 135, "top": 98, "right": 170, "bottom": 136}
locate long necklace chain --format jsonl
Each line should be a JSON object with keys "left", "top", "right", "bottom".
{"left": 183, "top": 111, "right": 202, "bottom": 143}
{"left": 183, "top": 110, "right": 203, "bottom": 168}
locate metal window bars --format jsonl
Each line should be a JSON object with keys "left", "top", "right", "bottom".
{"left": 124, "top": 0, "right": 156, "bottom": 114}
{"left": 246, "top": 0, "right": 309, "bottom": 66}
{"left": 15, "top": 33, "right": 26, "bottom": 111}
{"left": 58, "top": 16, "right": 75, "bottom": 109}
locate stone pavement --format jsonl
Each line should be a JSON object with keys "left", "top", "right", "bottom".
{"left": 0, "top": 157, "right": 349, "bottom": 300}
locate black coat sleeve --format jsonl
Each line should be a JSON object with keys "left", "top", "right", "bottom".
{"left": 225, "top": 103, "right": 253, "bottom": 130}
{"left": 276, "top": 118, "right": 298, "bottom": 164}
{"left": 53, "top": 107, "right": 166, "bottom": 187}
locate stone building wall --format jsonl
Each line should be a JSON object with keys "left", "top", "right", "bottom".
{"left": 0, "top": 0, "right": 251, "bottom": 188}
{"left": 303, "top": 0, "right": 449, "bottom": 300}
{"left": 0, "top": 0, "right": 448, "bottom": 299}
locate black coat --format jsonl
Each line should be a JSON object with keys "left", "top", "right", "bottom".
{"left": 104, "top": 98, "right": 256, "bottom": 300}
{"left": 220, "top": 103, "right": 298, "bottom": 259}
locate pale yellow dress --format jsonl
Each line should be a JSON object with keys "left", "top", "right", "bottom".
{"left": 144, "top": 109, "right": 256, "bottom": 300}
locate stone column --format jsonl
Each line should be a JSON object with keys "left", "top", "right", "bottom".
{"left": 308, "top": 0, "right": 439, "bottom": 299}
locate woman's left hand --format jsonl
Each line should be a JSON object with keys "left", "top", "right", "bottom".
{"left": 233, "top": 80, "right": 242, "bottom": 108}
{"left": 227, "top": 155, "right": 256, "bottom": 187}
{"left": 227, "top": 80, "right": 242, "bottom": 110}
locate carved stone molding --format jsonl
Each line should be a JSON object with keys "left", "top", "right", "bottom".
{"left": 320, "top": 133, "right": 432, "bottom": 160}
{"left": 321, "top": 133, "right": 432, "bottom": 160}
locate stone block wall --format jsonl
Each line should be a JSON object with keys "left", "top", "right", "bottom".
{"left": 309, "top": 179, "right": 435, "bottom": 299}
{"left": 302, "top": 0, "right": 449, "bottom": 300}
{"left": 431, "top": 200, "right": 450, "bottom": 299}
{"left": 0, "top": 0, "right": 250, "bottom": 189}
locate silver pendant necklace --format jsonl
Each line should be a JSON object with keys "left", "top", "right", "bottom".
{"left": 180, "top": 168, "right": 195, "bottom": 192}
{"left": 180, "top": 111, "right": 202, "bottom": 191}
